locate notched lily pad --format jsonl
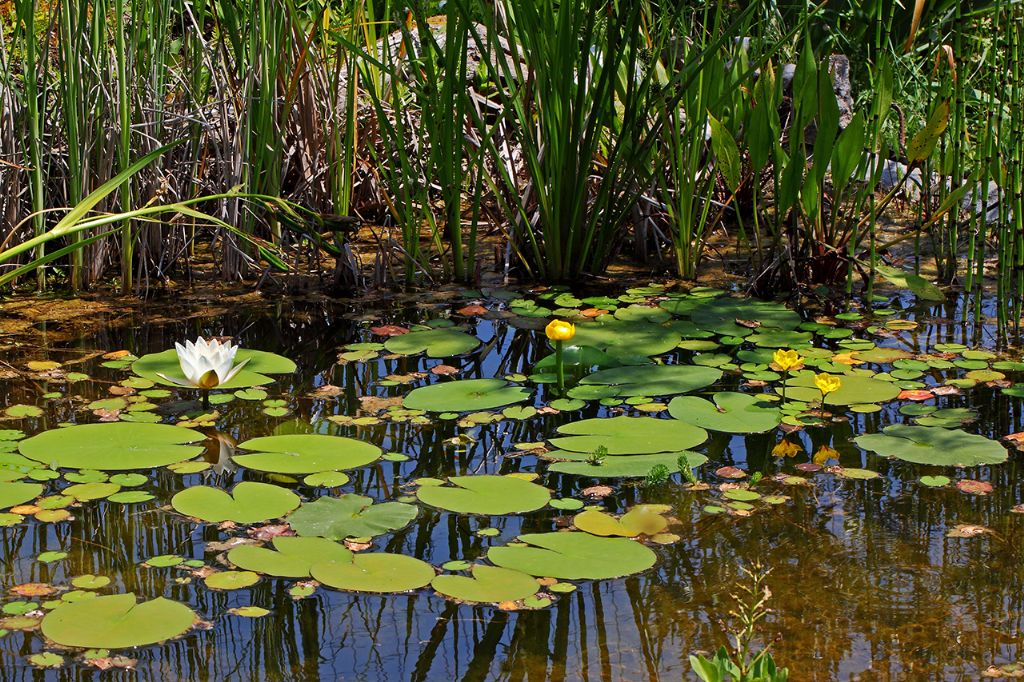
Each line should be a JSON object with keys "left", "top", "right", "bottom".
{"left": 310, "top": 553, "right": 435, "bottom": 593}
{"left": 403, "top": 379, "right": 531, "bottom": 412}
{"left": 667, "top": 392, "right": 780, "bottom": 433}
{"left": 19, "top": 423, "right": 205, "bottom": 471}
{"left": 579, "top": 365, "right": 722, "bottom": 397}
{"left": 383, "top": 328, "right": 480, "bottom": 358}
{"left": 856, "top": 425, "right": 1007, "bottom": 467}
{"left": 41, "top": 594, "right": 194, "bottom": 649}
{"left": 416, "top": 475, "right": 550, "bottom": 515}
{"left": 228, "top": 537, "right": 353, "bottom": 578}
{"left": 171, "top": 482, "right": 300, "bottom": 523}
{"left": 431, "top": 565, "right": 538, "bottom": 603}
{"left": 233, "top": 435, "right": 381, "bottom": 474}
{"left": 487, "top": 532, "right": 656, "bottom": 579}
{"left": 550, "top": 416, "right": 707, "bottom": 454}
{"left": 287, "top": 494, "right": 417, "bottom": 540}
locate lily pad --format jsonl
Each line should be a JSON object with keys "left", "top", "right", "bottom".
{"left": 228, "top": 537, "right": 353, "bottom": 578}
{"left": 781, "top": 372, "right": 901, "bottom": 405}
{"left": 856, "top": 425, "right": 1007, "bottom": 466}
{"left": 572, "top": 506, "right": 668, "bottom": 537}
{"left": 431, "top": 565, "right": 538, "bottom": 603}
{"left": 667, "top": 392, "right": 780, "bottom": 433}
{"left": 403, "top": 379, "right": 531, "bottom": 412}
{"left": 488, "top": 532, "right": 656, "bottom": 580}
{"left": 0, "top": 482, "right": 42, "bottom": 510}
{"left": 311, "top": 553, "right": 435, "bottom": 593}
{"left": 19, "top": 423, "right": 205, "bottom": 471}
{"left": 417, "top": 475, "right": 550, "bottom": 515}
{"left": 550, "top": 416, "right": 707, "bottom": 454}
{"left": 571, "top": 318, "right": 681, "bottom": 358}
{"left": 40, "top": 594, "right": 194, "bottom": 649}
{"left": 205, "top": 571, "right": 259, "bottom": 590}
{"left": 287, "top": 495, "right": 417, "bottom": 540}
{"left": 233, "top": 435, "right": 381, "bottom": 474}
{"left": 171, "top": 482, "right": 300, "bottom": 523}
{"left": 546, "top": 451, "right": 707, "bottom": 477}
{"left": 383, "top": 329, "right": 479, "bottom": 358}
{"left": 579, "top": 365, "right": 721, "bottom": 397}
{"left": 132, "top": 349, "right": 296, "bottom": 389}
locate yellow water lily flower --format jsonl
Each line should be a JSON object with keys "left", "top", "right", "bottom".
{"left": 814, "top": 373, "right": 842, "bottom": 396}
{"left": 772, "top": 439, "right": 802, "bottom": 458}
{"left": 545, "top": 319, "right": 576, "bottom": 342}
{"left": 772, "top": 348, "right": 802, "bottom": 371}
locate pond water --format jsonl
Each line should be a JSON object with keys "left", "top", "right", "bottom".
{"left": 1, "top": 285, "right": 1023, "bottom": 681}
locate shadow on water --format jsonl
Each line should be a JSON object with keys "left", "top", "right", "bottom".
{"left": 0, "top": 288, "right": 1022, "bottom": 681}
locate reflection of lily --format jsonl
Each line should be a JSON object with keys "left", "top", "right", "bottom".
{"left": 813, "top": 444, "right": 840, "bottom": 465}
{"left": 772, "top": 439, "right": 802, "bottom": 458}
{"left": 211, "top": 432, "right": 237, "bottom": 476}
{"left": 160, "top": 338, "right": 249, "bottom": 390}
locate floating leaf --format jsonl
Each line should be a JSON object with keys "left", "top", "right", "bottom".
{"left": 287, "top": 495, "right": 417, "bottom": 540}
{"left": 550, "top": 416, "right": 707, "bottom": 454}
{"left": 546, "top": 451, "right": 707, "bottom": 478}
{"left": 856, "top": 425, "right": 1007, "bottom": 466}
{"left": 228, "top": 537, "right": 353, "bottom": 578}
{"left": 0, "top": 482, "right": 42, "bottom": 510}
{"left": 488, "top": 532, "right": 656, "bottom": 580}
{"left": 667, "top": 392, "right": 780, "bottom": 433}
{"left": 920, "top": 475, "right": 951, "bottom": 487}
{"left": 233, "top": 435, "right": 380, "bottom": 474}
{"left": 781, "top": 372, "right": 900, "bottom": 405}
{"left": 6, "top": 405, "right": 43, "bottom": 418}
{"left": 205, "top": 571, "right": 259, "bottom": 590}
{"left": 132, "top": 349, "right": 295, "bottom": 389}
{"left": 19, "top": 423, "right": 205, "bottom": 471}
{"left": 311, "top": 553, "right": 435, "bottom": 593}
{"left": 384, "top": 329, "right": 479, "bottom": 358}
{"left": 572, "top": 507, "right": 667, "bottom": 537}
{"left": 579, "top": 365, "right": 721, "bottom": 397}
{"left": 403, "top": 379, "right": 531, "bottom": 412}
{"left": 571, "top": 318, "right": 680, "bottom": 358}
{"left": 956, "top": 479, "right": 993, "bottom": 495}
{"left": 171, "top": 482, "right": 300, "bottom": 523}
{"left": 230, "top": 606, "right": 270, "bottom": 618}
{"left": 432, "top": 565, "right": 538, "bottom": 603}
{"left": 416, "top": 475, "right": 550, "bottom": 515}
{"left": 41, "top": 594, "right": 194, "bottom": 649}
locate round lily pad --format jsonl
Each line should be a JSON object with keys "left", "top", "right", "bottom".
{"left": 287, "top": 494, "right": 417, "bottom": 540}
{"left": 228, "top": 537, "right": 353, "bottom": 578}
{"left": 205, "top": 571, "right": 259, "bottom": 590}
{"left": 571, "top": 318, "right": 681, "bottom": 358}
{"left": 416, "top": 475, "right": 550, "bottom": 515}
{"left": 572, "top": 507, "right": 668, "bottom": 537}
{"left": 781, "top": 372, "right": 901, "bottom": 405}
{"left": 384, "top": 329, "right": 480, "bottom": 358}
{"left": 0, "top": 482, "right": 43, "bottom": 510}
{"left": 132, "top": 348, "right": 296, "bottom": 389}
{"left": 233, "top": 435, "right": 381, "bottom": 474}
{"left": 171, "top": 482, "right": 300, "bottom": 523}
{"left": 488, "top": 532, "right": 656, "bottom": 580}
{"left": 431, "top": 565, "right": 538, "bottom": 603}
{"left": 403, "top": 379, "right": 531, "bottom": 412}
{"left": 311, "top": 553, "right": 435, "bottom": 593}
{"left": 550, "top": 416, "right": 707, "bottom": 454}
{"left": 856, "top": 425, "right": 1007, "bottom": 466}
{"left": 667, "top": 392, "right": 781, "bottom": 433}
{"left": 579, "top": 365, "right": 722, "bottom": 397}
{"left": 545, "top": 451, "right": 707, "bottom": 478}
{"left": 19, "top": 423, "right": 205, "bottom": 471}
{"left": 40, "top": 594, "right": 194, "bottom": 649}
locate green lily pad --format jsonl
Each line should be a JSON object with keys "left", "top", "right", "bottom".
{"left": 384, "top": 329, "right": 480, "bottom": 358}
{"left": 572, "top": 507, "right": 668, "bottom": 537}
{"left": 205, "top": 571, "right": 259, "bottom": 590}
{"left": 550, "top": 416, "right": 707, "bottom": 454}
{"left": 19, "top": 423, "right": 205, "bottom": 471}
{"left": 667, "top": 392, "right": 780, "bottom": 433}
{"left": 488, "top": 532, "right": 656, "bottom": 579}
{"left": 571, "top": 318, "right": 681, "bottom": 358}
{"left": 228, "top": 537, "right": 353, "bottom": 578}
{"left": 0, "top": 482, "right": 42, "bottom": 510}
{"left": 287, "top": 494, "right": 417, "bottom": 540}
{"left": 546, "top": 451, "right": 707, "bottom": 477}
{"left": 233, "top": 435, "right": 381, "bottom": 474}
{"left": 171, "top": 482, "right": 301, "bottom": 523}
{"left": 40, "top": 594, "right": 194, "bottom": 649}
{"left": 920, "top": 475, "right": 951, "bottom": 487}
{"left": 781, "top": 372, "right": 901, "bottom": 405}
{"left": 311, "top": 553, "right": 435, "bottom": 593}
{"left": 579, "top": 365, "right": 721, "bottom": 397}
{"left": 856, "top": 425, "right": 1007, "bottom": 466}
{"left": 431, "top": 565, "right": 539, "bottom": 603}
{"left": 64, "top": 482, "right": 120, "bottom": 501}
{"left": 417, "top": 475, "right": 550, "bottom": 515}
{"left": 403, "top": 379, "right": 531, "bottom": 412}
{"left": 132, "top": 348, "right": 296, "bottom": 389}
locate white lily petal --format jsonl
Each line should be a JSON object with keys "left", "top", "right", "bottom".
{"left": 221, "top": 357, "right": 251, "bottom": 384}
{"left": 156, "top": 372, "right": 195, "bottom": 387}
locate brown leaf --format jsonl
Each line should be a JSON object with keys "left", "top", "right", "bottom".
{"left": 580, "top": 308, "right": 608, "bottom": 318}
{"left": 344, "top": 539, "right": 372, "bottom": 552}
{"left": 102, "top": 350, "right": 131, "bottom": 360}
{"left": 370, "top": 325, "right": 409, "bottom": 337}
{"left": 956, "top": 479, "right": 993, "bottom": 496}
{"left": 86, "top": 656, "right": 137, "bottom": 671}
{"left": 795, "top": 462, "right": 822, "bottom": 472}
{"left": 946, "top": 523, "right": 991, "bottom": 538}
{"left": 108, "top": 386, "right": 136, "bottom": 396}
{"left": 249, "top": 524, "right": 293, "bottom": 541}
{"left": 715, "top": 466, "right": 747, "bottom": 479}
{"left": 580, "top": 485, "right": 613, "bottom": 498}
{"left": 310, "top": 385, "right": 343, "bottom": 398}
{"left": 931, "top": 385, "right": 961, "bottom": 396}
{"left": 456, "top": 305, "right": 488, "bottom": 316}
{"left": 431, "top": 365, "right": 460, "bottom": 376}
{"left": 11, "top": 583, "right": 56, "bottom": 597}
{"left": 897, "top": 389, "right": 933, "bottom": 401}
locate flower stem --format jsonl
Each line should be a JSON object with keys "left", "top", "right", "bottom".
{"left": 202, "top": 391, "right": 210, "bottom": 410}
{"left": 555, "top": 340, "right": 565, "bottom": 394}
{"left": 782, "top": 371, "right": 788, "bottom": 405}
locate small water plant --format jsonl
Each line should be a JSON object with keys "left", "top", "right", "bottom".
{"left": 689, "top": 564, "right": 789, "bottom": 682}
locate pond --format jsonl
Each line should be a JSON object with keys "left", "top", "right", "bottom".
{"left": 1, "top": 284, "right": 1023, "bottom": 680}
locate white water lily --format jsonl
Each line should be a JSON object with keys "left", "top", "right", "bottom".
{"left": 159, "top": 337, "right": 249, "bottom": 390}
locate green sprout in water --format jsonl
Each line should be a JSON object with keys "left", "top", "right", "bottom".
{"left": 644, "top": 464, "right": 671, "bottom": 488}
{"left": 679, "top": 454, "right": 699, "bottom": 484}
{"left": 586, "top": 445, "right": 608, "bottom": 466}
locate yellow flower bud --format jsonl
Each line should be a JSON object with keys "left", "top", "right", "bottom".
{"left": 545, "top": 319, "right": 576, "bottom": 342}
{"left": 772, "top": 348, "right": 802, "bottom": 371}
{"left": 814, "top": 373, "right": 842, "bottom": 396}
